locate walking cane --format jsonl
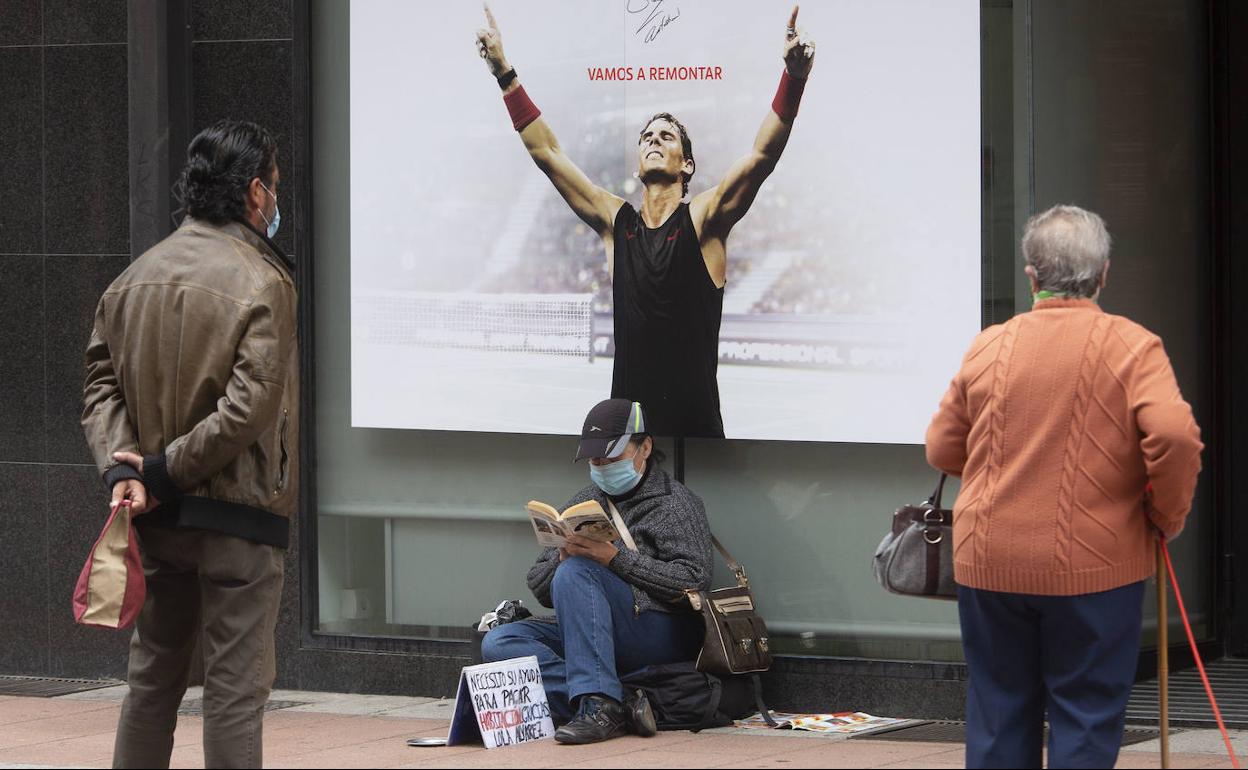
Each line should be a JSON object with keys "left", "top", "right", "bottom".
{"left": 1156, "top": 538, "right": 1170, "bottom": 769}
{"left": 1152, "top": 530, "right": 1240, "bottom": 768}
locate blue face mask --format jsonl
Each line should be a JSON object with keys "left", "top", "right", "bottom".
{"left": 590, "top": 458, "right": 643, "bottom": 496}
{"left": 259, "top": 181, "right": 280, "bottom": 239}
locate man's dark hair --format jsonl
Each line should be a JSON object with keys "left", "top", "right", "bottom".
{"left": 174, "top": 119, "right": 278, "bottom": 225}
{"left": 629, "top": 433, "right": 667, "bottom": 467}
{"left": 639, "top": 112, "right": 694, "bottom": 197}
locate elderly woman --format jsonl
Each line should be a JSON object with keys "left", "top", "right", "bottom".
{"left": 926, "top": 205, "right": 1203, "bottom": 769}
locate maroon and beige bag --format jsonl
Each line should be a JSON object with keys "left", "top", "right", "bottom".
{"left": 72, "top": 501, "right": 145, "bottom": 629}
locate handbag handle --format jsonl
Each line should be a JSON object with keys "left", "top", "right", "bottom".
{"left": 925, "top": 473, "right": 948, "bottom": 509}
{"left": 711, "top": 534, "right": 749, "bottom": 588}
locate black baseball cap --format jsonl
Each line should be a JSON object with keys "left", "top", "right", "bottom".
{"left": 574, "top": 399, "right": 647, "bottom": 462}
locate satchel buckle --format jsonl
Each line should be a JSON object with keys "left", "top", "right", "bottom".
{"left": 923, "top": 528, "right": 943, "bottom": 545}
{"left": 739, "top": 637, "right": 755, "bottom": 654}
{"left": 733, "top": 567, "right": 750, "bottom": 588}
{"left": 759, "top": 637, "right": 770, "bottom": 653}
{"left": 923, "top": 508, "right": 944, "bottom": 524}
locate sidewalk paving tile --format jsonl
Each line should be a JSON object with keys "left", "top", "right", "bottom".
{"left": 715, "top": 740, "right": 955, "bottom": 769}
{"left": 258, "top": 710, "right": 346, "bottom": 732}
{"left": 281, "top": 695, "right": 436, "bottom": 716}
{"left": 271, "top": 736, "right": 483, "bottom": 769}
{"left": 1122, "top": 729, "right": 1248, "bottom": 757}
{"left": 0, "top": 733, "right": 115, "bottom": 768}
{"left": 1111, "top": 753, "right": 1231, "bottom": 769}
{"left": 257, "top": 714, "right": 421, "bottom": 754}
{"left": 0, "top": 707, "right": 120, "bottom": 749}
{"left": 371, "top": 700, "right": 459, "bottom": 720}
{"left": 0, "top": 700, "right": 115, "bottom": 728}
{"left": 394, "top": 735, "right": 705, "bottom": 770}
{"left": 53, "top": 686, "right": 128, "bottom": 703}
{"left": 556, "top": 747, "right": 739, "bottom": 769}
{"left": 263, "top": 719, "right": 460, "bottom": 765}
{"left": 650, "top": 732, "right": 841, "bottom": 758}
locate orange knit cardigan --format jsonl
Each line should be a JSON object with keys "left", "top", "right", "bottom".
{"left": 926, "top": 298, "right": 1203, "bottom": 596}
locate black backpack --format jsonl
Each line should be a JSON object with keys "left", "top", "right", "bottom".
{"left": 620, "top": 661, "right": 763, "bottom": 732}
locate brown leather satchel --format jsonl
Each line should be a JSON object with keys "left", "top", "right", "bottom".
{"left": 685, "top": 535, "right": 777, "bottom": 726}
{"left": 872, "top": 473, "right": 957, "bottom": 599}
{"left": 685, "top": 536, "right": 773, "bottom": 675}
{"left": 609, "top": 505, "right": 777, "bottom": 725}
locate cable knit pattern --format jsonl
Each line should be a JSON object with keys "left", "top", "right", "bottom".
{"left": 977, "top": 322, "right": 1015, "bottom": 568}
{"left": 1054, "top": 314, "right": 1108, "bottom": 571}
{"left": 925, "top": 298, "right": 1203, "bottom": 596}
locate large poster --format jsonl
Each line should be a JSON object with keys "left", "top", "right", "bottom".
{"left": 350, "top": 0, "right": 981, "bottom": 443}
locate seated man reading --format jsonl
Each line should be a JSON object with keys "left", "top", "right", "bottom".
{"left": 481, "top": 399, "right": 713, "bottom": 744}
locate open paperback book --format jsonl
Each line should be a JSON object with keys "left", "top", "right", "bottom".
{"left": 526, "top": 500, "right": 619, "bottom": 548}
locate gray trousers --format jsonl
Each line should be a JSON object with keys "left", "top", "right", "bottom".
{"left": 112, "top": 525, "right": 284, "bottom": 769}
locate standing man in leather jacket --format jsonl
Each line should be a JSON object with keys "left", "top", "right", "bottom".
{"left": 81, "top": 119, "right": 298, "bottom": 769}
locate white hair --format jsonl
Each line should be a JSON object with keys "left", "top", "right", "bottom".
{"left": 1021, "top": 205, "right": 1112, "bottom": 298}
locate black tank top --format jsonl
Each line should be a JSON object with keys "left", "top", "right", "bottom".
{"left": 611, "top": 202, "right": 725, "bottom": 438}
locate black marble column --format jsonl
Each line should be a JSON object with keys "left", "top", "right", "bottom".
{"left": 0, "top": 0, "right": 131, "bottom": 680}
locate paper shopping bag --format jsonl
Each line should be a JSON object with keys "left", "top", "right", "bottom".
{"left": 72, "top": 501, "right": 145, "bottom": 629}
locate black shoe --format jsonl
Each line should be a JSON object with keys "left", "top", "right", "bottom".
{"left": 626, "top": 688, "right": 657, "bottom": 738}
{"left": 554, "top": 694, "right": 630, "bottom": 745}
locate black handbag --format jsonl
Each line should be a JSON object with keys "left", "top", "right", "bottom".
{"left": 872, "top": 473, "right": 957, "bottom": 599}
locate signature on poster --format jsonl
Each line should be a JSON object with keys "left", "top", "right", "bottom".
{"left": 628, "top": 0, "right": 681, "bottom": 43}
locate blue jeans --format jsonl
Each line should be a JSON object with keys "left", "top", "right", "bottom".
{"left": 481, "top": 557, "right": 703, "bottom": 720}
{"left": 958, "top": 581, "right": 1145, "bottom": 769}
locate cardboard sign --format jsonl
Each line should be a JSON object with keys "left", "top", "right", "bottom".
{"left": 446, "top": 656, "right": 555, "bottom": 749}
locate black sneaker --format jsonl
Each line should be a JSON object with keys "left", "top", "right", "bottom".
{"left": 626, "top": 688, "right": 657, "bottom": 738}
{"left": 554, "top": 694, "right": 630, "bottom": 745}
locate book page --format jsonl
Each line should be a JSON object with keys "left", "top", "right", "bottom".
{"left": 529, "top": 514, "right": 571, "bottom": 549}
{"left": 558, "top": 511, "right": 618, "bottom": 543}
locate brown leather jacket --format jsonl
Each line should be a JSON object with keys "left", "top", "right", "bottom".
{"left": 81, "top": 217, "right": 298, "bottom": 537}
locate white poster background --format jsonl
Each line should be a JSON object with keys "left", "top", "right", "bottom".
{"left": 350, "top": 0, "right": 981, "bottom": 443}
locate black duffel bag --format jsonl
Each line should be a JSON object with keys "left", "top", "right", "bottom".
{"left": 620, "top": 661, "right": 758, "bottom": 732}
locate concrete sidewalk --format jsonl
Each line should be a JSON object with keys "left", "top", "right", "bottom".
{"left": 0, "top": 686, "right": 1238, "bottom": 769}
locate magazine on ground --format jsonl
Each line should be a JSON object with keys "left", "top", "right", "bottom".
{"left": 734, "top": 711, "right": 916, "bottom": 735}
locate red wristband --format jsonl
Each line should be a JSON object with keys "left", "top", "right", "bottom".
{"left": 503, "top": 85, "right": 541, "bottom": 132}
{"left": 771, "top": 69, "right": 806, "bottom": 123}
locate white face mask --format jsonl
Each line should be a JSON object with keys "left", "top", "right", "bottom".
{"left": 258, "top": 181, "right": 280, "bottom": 238}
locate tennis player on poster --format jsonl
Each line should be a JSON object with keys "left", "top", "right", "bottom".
{"left": 476, "top": 4, "right": 816, "bottom": 438}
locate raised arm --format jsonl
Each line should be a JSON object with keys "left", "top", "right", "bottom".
{"left": 694, "top": 6, "right": 815, "bottom": 238}
{"left": 476, "top": 4, "right": 623, "bottom": 238}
